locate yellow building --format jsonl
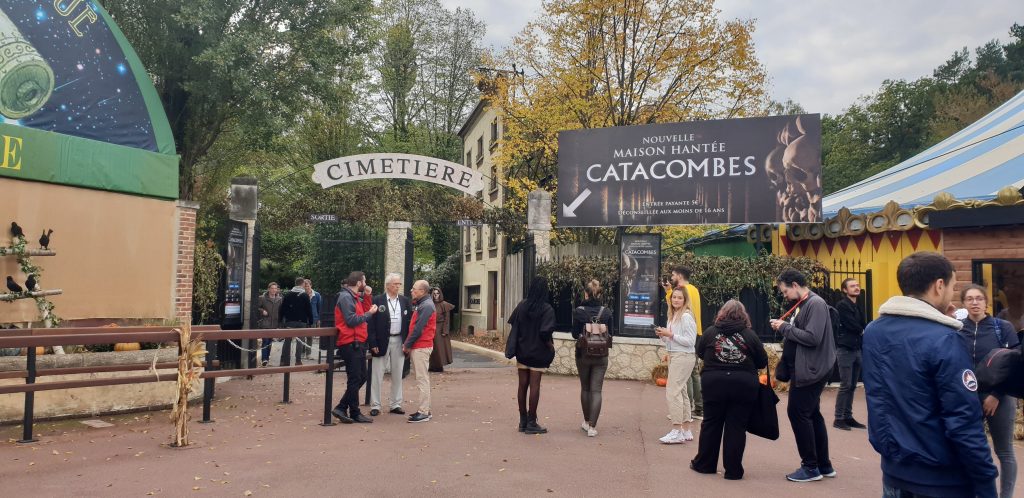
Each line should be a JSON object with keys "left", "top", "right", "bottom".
{"left": 457, "top": 100, "right": 506, "bottom": 335}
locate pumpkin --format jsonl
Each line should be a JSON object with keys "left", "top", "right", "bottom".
{"left": 114, "top": 342, "right": 141, "bottom": 352}
{"left": 20, "top": 347, "right": 46, "bottom": 356}
{"left": 655, "top": 377, "right": 668, "bottom": 387}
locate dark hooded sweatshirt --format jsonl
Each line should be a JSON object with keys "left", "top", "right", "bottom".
{"left": 508, "top": 299, "right": 557, "bottom": 369}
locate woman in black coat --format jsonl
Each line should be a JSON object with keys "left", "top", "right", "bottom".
{"left": 690, "top": 299, "right": 768, "bottom": 480}
{"left": 508, "top": 277, "right": 557, "bottom": 435}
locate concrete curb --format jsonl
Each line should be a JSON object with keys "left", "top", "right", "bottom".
{"left": 451, "top": 340, "right": 514, "bottom": 366}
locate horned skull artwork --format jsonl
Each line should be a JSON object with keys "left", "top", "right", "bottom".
{"left": 766, "top": 116, "right": 822, "bottom": 222}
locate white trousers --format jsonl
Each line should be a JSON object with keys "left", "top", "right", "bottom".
{"left": 370, "top": 336, "right": 406, "bottom": 410}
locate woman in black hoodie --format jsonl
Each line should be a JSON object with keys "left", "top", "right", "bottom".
{"left": 509, "top": 277, "right": 557, "bottom": 435}
{"left": 572, "top": 279, "right": 615, "bottom": 437}
{"left": 690, "top": 299, "right": 768, "bottom": 480}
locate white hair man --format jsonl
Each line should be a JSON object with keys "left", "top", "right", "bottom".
{"left": 367, "top": 273, "right": 412, "bottom": 416}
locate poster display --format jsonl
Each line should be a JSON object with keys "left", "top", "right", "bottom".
{"left": 557, "top": 114, "right": 822, "bottom": 226}
{"left": 618, "top": 233, "right": 661, "bottom": 338}
{"left": 222, "top": 221, "right": 248, "bottom": 327}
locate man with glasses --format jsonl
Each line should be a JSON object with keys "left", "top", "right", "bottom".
{"left": 367, "top": 273, "right": 411, "bottom": 416}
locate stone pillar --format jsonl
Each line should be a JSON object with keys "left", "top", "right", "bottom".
{"left": 385, "top": 221, "right": 412, "bottom": 291}
{"left": 228, "top": 178, "right": 258, "bottom": 368}
{"left": 173, "top": 200, "right": 200, "bottom": 325}
{"left": 527, "top": 190, "right": 552, "bottom": 260}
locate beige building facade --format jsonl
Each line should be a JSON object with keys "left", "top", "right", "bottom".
{"left": 457, "top": 101, "right": 505, "bottom": 335}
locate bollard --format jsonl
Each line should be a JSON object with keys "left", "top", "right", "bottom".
{"left": 200, "top": 339, "right": 217, "bottom": 423}
{"left": 18, "top": 346, "right": 38, "bottom": 443}
{"left": 321, "top": 332, "right": 337, "bottom": 426}
{"left": 282, "top": 370, "right": 291, "bottom": 404}
{"left": 364, "top": 355, "right": 372, "bottom": 406}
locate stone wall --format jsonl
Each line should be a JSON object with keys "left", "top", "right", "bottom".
{"left": 0, "top": 349, "right": 199, "bottom": 423}
{"left": 548, "top": 332, "right": 666, "bottom": 381}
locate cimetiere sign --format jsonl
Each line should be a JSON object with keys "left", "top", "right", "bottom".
{"left": 311, "top": 153, "right": 485, "bottom": 195}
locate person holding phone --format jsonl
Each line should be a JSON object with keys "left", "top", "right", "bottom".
{"left": 655, "top": 285, "right": 698, "bottom": 444}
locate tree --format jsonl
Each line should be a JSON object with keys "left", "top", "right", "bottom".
{"left": 104, "top": 0, "right": 373, "bottom": 200}
{"left": 483, "top": 0, "right": 768, "bottom": 242}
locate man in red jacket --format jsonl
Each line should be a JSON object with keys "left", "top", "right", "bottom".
{"left": 404, "top": 280, "right": 436, "bottom": 423}
{"left": 331, "top": 271, "right": 378, "bottom": 424}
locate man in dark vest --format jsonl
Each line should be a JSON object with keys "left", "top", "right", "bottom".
{"left": 833, "top": 278, "right": 867, "bottom": 431}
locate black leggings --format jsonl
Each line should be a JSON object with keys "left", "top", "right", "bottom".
{"left": 577, "top": 355, "right": 609, "bottom": 426}
{"left": 517, "top": 369, "right": 543, "bottom": 417}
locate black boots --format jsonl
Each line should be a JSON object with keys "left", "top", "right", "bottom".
{"left": 524, "top": 415, "right": 547, "bottom": 435}
{"left": 518, "top": 413, "right": 528, "bottom": 432}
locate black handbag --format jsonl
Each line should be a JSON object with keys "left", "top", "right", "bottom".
{"left": 748, "top": 359, "right": 781, "bottom": 440}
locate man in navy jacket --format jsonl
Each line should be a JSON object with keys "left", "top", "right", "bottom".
{"left": 863, "top": 252, "right": 997, "bottom": 497}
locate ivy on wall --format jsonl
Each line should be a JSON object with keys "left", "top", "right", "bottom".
{"left": 192, "top": 240, "right": 225, "bottom": 324}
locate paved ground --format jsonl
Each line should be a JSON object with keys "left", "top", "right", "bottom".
{"left": 2, "top": 349, "right": 1022, "bottom": 497}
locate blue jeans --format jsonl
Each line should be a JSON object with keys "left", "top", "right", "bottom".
{"left": 987, "top": 394, "right": 1017, "bottom": 498}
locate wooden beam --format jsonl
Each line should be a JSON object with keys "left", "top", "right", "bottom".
{"left": 0, "top": 289, "right": 64, "bottom": 302}
{"left": 0, "top": 249, "right": 56, "bottom": 257}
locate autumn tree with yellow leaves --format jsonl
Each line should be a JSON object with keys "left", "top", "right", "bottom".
{"left": 482, "top": 0, "right": 769, "bottom": 246}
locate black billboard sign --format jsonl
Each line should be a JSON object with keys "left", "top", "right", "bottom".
{"left": 618, "top": 233, "right": 661, "bottom": 338}
{"left": 557, "top": 114, "right": 822, "bottom": 227}
{"left": 222, "top": 221, "right": 248, "bottom": 327}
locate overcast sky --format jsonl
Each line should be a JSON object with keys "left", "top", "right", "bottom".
{"left": 441, "top": 0, "right": 1020, "bottom": 115}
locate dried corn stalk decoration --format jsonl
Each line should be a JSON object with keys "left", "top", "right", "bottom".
{"left": 170, "top": 324, "right": 206, "bottom": 447}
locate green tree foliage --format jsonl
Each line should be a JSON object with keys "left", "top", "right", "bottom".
{"left": 821, "top": 23, "right": 1024, "bottom": 195}
{"left": 104, "top": 0, "right": 373, "bottom": 200}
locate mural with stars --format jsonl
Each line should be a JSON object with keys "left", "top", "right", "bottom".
{"left": 0, "top": 1, "right": 158, "bottom": 152}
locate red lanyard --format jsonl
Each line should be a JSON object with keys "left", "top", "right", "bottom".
{"left": 779, "top": 292, "right": 810, "bottom": 321}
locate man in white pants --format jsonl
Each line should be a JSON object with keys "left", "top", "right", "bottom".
{"left": 367, "top": 273, "right": 412, "bottom": 416}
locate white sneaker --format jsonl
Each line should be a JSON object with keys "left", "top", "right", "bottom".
{"left": 587, "top": 427, "right": 598, "bottom": 437}
{"left": 659, "top": 429, "right": 680, "bottom": 443}
{"left": 681, "top": 430, "right": 694, "bottom": 441}
{"left": 581, "top": 421, "right": 591, "bottom": 433}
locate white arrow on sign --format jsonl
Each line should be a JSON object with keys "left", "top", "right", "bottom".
{"left": 562, "top": 188, "right": 592, "bottom": 218}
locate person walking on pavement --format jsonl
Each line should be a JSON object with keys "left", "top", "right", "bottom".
{"left": 404, "top": 280, "right": 437, "bottom": 423}
{"left": 769, "top": 269, "right": 837, "bottom": 483}
{"left": 279, "top": 277, "right": 313, "bottom": 366}
{"left": 863, "top": 252, "right": 997, "bottom": 497}
{"left": 429, "top": 287, "right": 455, "bottom": 372}
{"left": 571, "top": 279, "right": 615, "bottom": 438}
{"left": 690, "top": 300, "right": 768, "bottom": 480}
{"left": 508, "top": 277, "right": 557, "bottom": 435}
{"left": 331, "top": 271, "right": 379, "bottom": 424}
{"left": 662, "top": 265, "right": 704, "bottom": 419}
{"left": 833, "top": 278, "right": 868, "bottom": 431}
{"left": 960, "top": 284, "right": 1018, "bottom": 498}
{"left": 256, "top": 282, "right": 283, "bottom": 367}
{"left": 303, "top": 278, "right": 323, "bottom": 360}
{"left": 655, "top": 285, "right": 698, "bottom": 444}
{"left": 367, "top": 273, "right": 411, "bottom": 417}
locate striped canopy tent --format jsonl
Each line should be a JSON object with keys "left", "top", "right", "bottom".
{"left": 823, "top": 89, "right": 1024, "bottom": 217}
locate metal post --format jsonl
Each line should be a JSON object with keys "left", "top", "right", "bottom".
{"left": 865, "top": 269, "right": 874, "bottom": 321}
{"left": 282, "top": 370, "right": 291, "bottom": 404}
{"left": 364, "top": 355, "right": 372, "bottom": 406}
{"left": 200, "top": 339, "right": 217, "bottom": 423}
{"left": 18, "top": 346, "right": 38, "bottom": 443}
{"left": 321, "top": 331, "right": 337, "bottom": 426}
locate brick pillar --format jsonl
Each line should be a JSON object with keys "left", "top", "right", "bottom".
{"left": 174, "top": 200, "right": 200, "bottom": 325}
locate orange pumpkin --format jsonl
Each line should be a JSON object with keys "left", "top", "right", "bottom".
{"left": 20, "top": 347, "right": 46, "bottom": 356}
{"left": 114, "top": 342, "right": 141, "bottom": 352}
{"left": 655, "top": 377, "right": 668, "bottom": 387}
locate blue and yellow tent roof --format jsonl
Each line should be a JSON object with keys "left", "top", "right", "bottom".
{"left": 824, "top": 89, "right": 1024, "bottom": 217}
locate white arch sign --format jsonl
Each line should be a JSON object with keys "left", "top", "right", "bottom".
{"left": 311, "top": 153, "right": 485, "bottom": 195}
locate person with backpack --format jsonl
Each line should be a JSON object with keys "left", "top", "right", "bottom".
{"left": 655, "top": 285, "right": 698, "bottom": 444}
{"left": 833, "top": 278, "right": 868, "bottom": 431}
{"left": 959, "top": 284, "right": 1019, "bottom": 497}
{"left": 769, "top": 269, "right": 837, "bottom": 483}
{"left": 571, "top": 279, "right": 615, "bottom": 437}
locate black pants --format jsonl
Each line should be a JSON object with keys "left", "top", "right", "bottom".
{"left": 834, "top": 347, "right": 862, "bottom": 420}
{"left": 788, "top": 378, "right": 831, "bottom": 470}
{"left": 691, "top": 370, "right": 759, "bottom": 478}
{"left": 576, "top": 355, "right": 608, "bottom": 426}
{"left": 335, "top": 342, "right": 367, "bottom": 416}
{"left": 280, "top": 321, "right": 307, "bottom": 366}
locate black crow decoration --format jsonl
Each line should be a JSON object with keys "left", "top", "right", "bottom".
{"left": 6, "top": 276, "right": 22, "bottom": 293}
{"left": 39, "top": 229, "right": 52, "bottom": 250}
{"left": 10, "top": 222, "right": 24, "bottom": 239}
{"left": 25, "top": 274, "right": 36, "bottom": 292}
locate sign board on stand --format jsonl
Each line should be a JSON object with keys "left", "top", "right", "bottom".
{"left": 222, "top": 221, "right": 248, "bottom": 327}
{"left": 618, "top": 233, "right": 662, "bottom": 338}
{"left": 557, "top": 114, "right": 822, "bottom": 227}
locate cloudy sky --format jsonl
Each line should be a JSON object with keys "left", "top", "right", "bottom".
{"left": 441, "top": 0, "right": 1020, "bottom": 115}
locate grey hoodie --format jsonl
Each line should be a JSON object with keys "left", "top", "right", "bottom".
{"left": 780, "top": 292, "right": 837, "bottom": 387}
